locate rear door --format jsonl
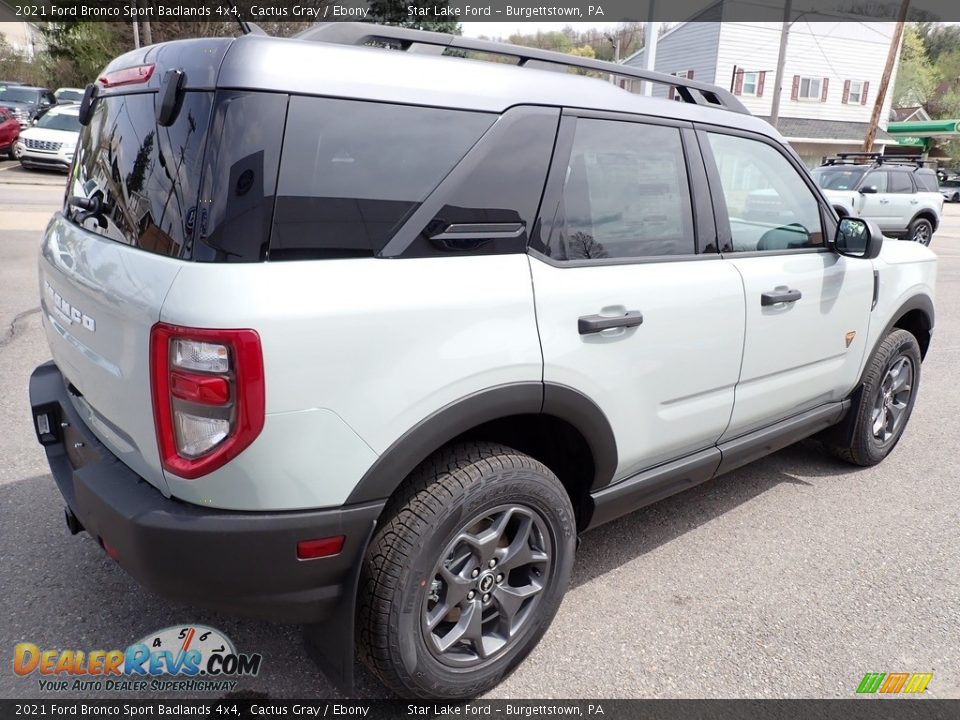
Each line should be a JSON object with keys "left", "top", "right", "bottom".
{"left": 699, "top": 128, "right": 875, "bottom": 438}
{"left": 530, "top": 113, "right": 745, "bottom": 480}
{"left": 886, "top": 169, "right": 917, "bottom": 229}
{"left": 39, "top": 49, "right": 222, "bottom": 493}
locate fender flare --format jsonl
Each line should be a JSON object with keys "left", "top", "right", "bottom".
{"left": 818, "top": 293, "right": 934, "bottom": 448}
{"left": 908, "top": 208, "right": 940, "bottom": 232}
{"left": 345, "top": 382, "right": 619, "bottom": 504}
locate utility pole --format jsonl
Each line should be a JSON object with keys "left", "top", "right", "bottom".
{"left": 769, "top": 0, "right": 792, "bottom": 129}
{"left": 642, "top": 1, "right": 659, "bottom": 97}
{"left": 864, "top": 0, "right": 910, "bottom": 152}
{"left": 131, "top": 0, "right": 141, "bottom": 49}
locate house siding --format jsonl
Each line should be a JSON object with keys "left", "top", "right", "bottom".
{"left": 623, "top": 23, "right": 721, "bottom": 100}
{"left": 716, "top": 22, "right": 899, "bottom": 129}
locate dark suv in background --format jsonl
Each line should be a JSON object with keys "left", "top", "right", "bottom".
{"left": 0, "top": 85, "right": 58, "bottom": 129}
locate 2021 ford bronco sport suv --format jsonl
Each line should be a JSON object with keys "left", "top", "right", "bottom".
{"left": 29, "top": 24, "right": 936, "bottom": 699}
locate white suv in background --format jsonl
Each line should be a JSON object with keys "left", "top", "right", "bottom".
{"left": 28, "top": 24, "right": 936, "bottom": 699}
{"left": 813, "top": 156, "right": 944, "bottom": 245}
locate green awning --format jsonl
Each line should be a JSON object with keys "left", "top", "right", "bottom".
{"left": 887, "top": 120, "right": 960, "bottom": 137}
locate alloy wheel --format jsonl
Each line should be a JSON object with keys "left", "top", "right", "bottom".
{"left": 871, "top": 356, "right": 913, "bottom": 445}
{"left": 421, "top": 504, "right": 552, "bottom": 667}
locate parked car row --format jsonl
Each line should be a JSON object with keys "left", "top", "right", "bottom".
{"left": 0, "top": 81, "right": 84, "bottom": 173}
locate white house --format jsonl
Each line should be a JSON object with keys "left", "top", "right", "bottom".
{"left": 0, "top": 19, "right": 44, "bottom": 61}
{"left": 623, "top": 20, "right": 900, "bottom": 167}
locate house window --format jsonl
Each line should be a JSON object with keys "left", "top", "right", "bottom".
{"left": 798, "top": 77, "right": 821, "bottom": 100}
{"left": 848, "top": 81, "right": 863, "bottom": 103}
{"left": 742, "top": 72, "right": 759, "bottom": 96}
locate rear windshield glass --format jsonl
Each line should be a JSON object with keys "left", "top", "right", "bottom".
{"left": 270, "top": 97, "right": 494, "bottom": 260}
{"left": 36, "top": 111, "right": 81, "bottom": 132}
{"left": 67, "top": 91, "right": 212, "bottom": 258}
{"left": 0, "top": 87, "right": 39, "bottom": 104}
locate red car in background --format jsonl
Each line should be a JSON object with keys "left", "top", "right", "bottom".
{"left": 0, "top": 107, "right": 20, "bottom": 159}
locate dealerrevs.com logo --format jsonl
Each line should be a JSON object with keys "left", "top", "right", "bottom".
{"left": 14, "top": 625, "right": 263, "bottom": 693}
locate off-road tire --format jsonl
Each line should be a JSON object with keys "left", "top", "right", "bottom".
{"left": 909, "top": 217, "right": 933, "bottom": 246}
{"left": 826, "top": 329, "right": 922, "bottom": 466}
{"left": 357, "top": 442, "right": 576, "bottom": 699}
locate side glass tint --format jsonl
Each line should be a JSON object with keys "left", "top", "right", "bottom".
{"left": 888, "top": 172, "right": 913, "bottom": 193}
{"left": 706, "top": 133, "right": 824, "bottom": 252}
{"left": 270, "top": 97, "right": 493, "bottom": 260}
{"left": 542, "top": 118, "right": 695, "bottom": 261}
{"left": 862, "top": 171, "right": 887, "bottom": 193}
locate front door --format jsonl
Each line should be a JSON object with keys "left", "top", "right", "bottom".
{"left": 700, "top": 129, "right": 876, "bottom": 439}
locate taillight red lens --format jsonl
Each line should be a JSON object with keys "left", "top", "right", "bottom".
{"left": 98, "top": 64, "right": 155, "bottom": 88}
{"left": 170, "top": 371, "right": 230, "bottom": 405}
{"left": 297, "top": 536, "right": 345, "bottom": 560}
{"left": 150, "top": 323, "right": 265, "bottom": 479}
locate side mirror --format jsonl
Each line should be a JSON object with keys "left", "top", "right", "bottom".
{"left": 834, "top": 217, "right": 883, "bottom": 259}
{"left": 859, "top": 185, "right": 879, "bottom": 194}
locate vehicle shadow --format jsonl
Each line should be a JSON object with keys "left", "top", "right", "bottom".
{"left": 0, "top": 442, "right": 863, "bottom": 701}
{"left": 571, "top": 441, "right": 862, "bottom": 590}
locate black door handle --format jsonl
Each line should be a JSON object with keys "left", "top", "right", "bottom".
{"left": 578, "top": 311, "right": 644, "bottom": 335}
{"left": 761, "top": 288, "right": 802, "bottom": 306}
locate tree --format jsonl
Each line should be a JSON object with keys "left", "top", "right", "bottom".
{"left": 916, "top": 21, "right": 960, "bottom": 63}
{"left": 367, "top": 0, "right": 461, "bottom": 34}
{"left": 39, "top": 23, "right": 129, "bottom": 89}
{"left": 892, "top": 24, "right": 938, "bottom": 107}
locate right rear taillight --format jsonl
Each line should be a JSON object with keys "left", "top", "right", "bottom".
{"left": 150, "top": 323, "right": 265, "bottom": 479}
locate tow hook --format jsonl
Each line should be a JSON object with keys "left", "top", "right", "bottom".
{"left": 64, "top": 506, "right": 84, "bottom": 536}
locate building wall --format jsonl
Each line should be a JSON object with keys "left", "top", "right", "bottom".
{"left": 622, "top": 23, "right": 722, "bottom": 100}
{"left": 0, "top": 21, "right": 44, "bottom": 60}
{"left": 716, "top": 22, "right": 898, "bottom": 129}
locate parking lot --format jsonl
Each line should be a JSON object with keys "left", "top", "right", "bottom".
{"left": 0, "top": 157, "right": 957, "bottom": 700}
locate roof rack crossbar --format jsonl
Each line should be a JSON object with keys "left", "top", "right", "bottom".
{"left": 295, "top": 22, "right": 749, "bottom": 115}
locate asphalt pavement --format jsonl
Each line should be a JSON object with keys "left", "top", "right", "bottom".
{"left": 0, "top": 157, "right": 957, "bottom": 700}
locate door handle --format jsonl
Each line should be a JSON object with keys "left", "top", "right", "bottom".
{"left": 760, "top": 289, "right": 802, "bottom": 306}
{"left": 879, "top": 199, "right": 890, "bottom": 204}
{"left": 578, "top": 311, "right": 644, "bottom": 335}
{"left": 910, "top": 199, "right": 919, "bottom": 205}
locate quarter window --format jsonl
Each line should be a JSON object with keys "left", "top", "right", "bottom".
{"left": 706, "top": 132, "right": 824, "bottom": 252}
{"left": 541, "top": 118, "right": 695, "bottom": 261}
{"left": 888, "top": 172, "right": 913, "bottom": 193}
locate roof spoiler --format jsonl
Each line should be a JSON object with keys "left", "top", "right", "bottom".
{"left": 295, "top": 22, "right": 749, "bottom": 115}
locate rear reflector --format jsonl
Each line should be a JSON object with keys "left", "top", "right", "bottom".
{"left": 297, "top": 536, "right": 345, "bottom": 560}
{"left": 98, "top": 64, "right": 155, "bottom": 88}
{"left": 99, "top": 538, "right": 120, "bottom": 562}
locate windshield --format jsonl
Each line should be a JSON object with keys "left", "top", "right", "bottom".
{"left": 36, "top": 112, "right": 80, "bottom": 132}
{"left": 56, "top": 90, "right": 84, "bottom": 102}
{"left": 811, "top": 167, "right": 868, "bottom": 191}
{"left": 0, "top": 87, "right": 39, "bottom": 104}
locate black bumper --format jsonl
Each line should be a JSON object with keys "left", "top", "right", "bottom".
{"left": 28, "top": 361, "right": 384, "bottom": 624}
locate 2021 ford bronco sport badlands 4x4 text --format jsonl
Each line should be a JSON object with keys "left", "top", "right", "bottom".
{"left": 29, "top": 24, "right": 936, "bottom": 699}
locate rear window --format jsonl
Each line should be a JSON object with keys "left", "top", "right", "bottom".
{"left": 269, "top": 97, "right": 494, "bottom": 260}
{"left": 68, "top": 91, "right": 213, "bottom": 258}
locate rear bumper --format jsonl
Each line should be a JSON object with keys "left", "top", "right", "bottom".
{"left": 28, "top": 360, "right": 383, "bottom": 623}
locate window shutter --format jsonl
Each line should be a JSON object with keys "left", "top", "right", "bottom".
{"left": 791, "top": 75, "right": 800, "bottom": 100}
{"left": 734, "top": 69, "right": 744, "bottom": 96}
{"left": 861, "top": 81, "right": 870, "bottom": 105}
{"left": 842, "top": 80, "right": 850, "bottom": 104}
{"left": 669, "top": 84, "right": 676, "bottom": 100}
{"left": 757, "top": 71, "right": 766, "bottom": 97}
{"left": 687, "top": 70, "right": 694, "bottom": 79}
{"left": 821, "top": 77, "right": 829, "bottom": 102}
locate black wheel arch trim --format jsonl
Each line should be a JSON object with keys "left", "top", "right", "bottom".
{"left": 345, "top": 382, "right": 619, "bottom": 505}
{"left": 909, "top": 209, "right": 939, "bottom": 232}
{"left": 816, "top": 293, "right": 933, "bottom": 448}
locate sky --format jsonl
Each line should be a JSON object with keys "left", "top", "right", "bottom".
{"left": 460, "top": 22, "right": 624, "bottom": 39}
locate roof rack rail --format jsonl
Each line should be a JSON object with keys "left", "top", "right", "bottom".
{"left": 295, "top": 22, "right": 749, "bottom": 115}
{"left": 824, "top": 152, "right": 930, "bottom": 169}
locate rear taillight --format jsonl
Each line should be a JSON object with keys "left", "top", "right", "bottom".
{"left": 150, "top": 323, "right": 265, "bottom": 479}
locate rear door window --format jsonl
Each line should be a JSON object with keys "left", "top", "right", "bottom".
{"left": 69, "top": 91, "right": 213, "bottom": 258}
{"left": 269, "top": 97, "right": 494, "bottom": 260}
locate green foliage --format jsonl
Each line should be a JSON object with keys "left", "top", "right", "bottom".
{"left": 497, "top": 23, "right": 645, "bottom": 63}
{"left": 39, "top": 23, "right": 129, "bottom": 89}
{"left": 916, "top": 22, "right": 960, "bottom": 63}
{"left": 893, "top": 24, "right": 937, "bottom": 107}
{"left": 367, "top": 0, "right": 461, "bottom": 33}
